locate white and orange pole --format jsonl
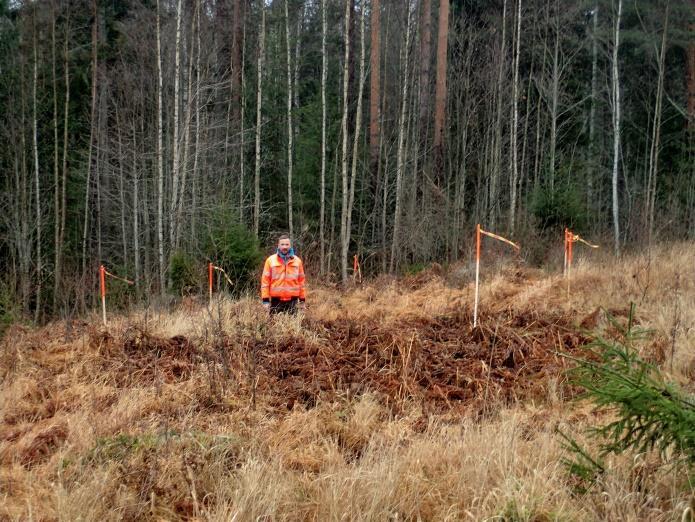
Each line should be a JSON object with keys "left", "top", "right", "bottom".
{"left": 208, "top": 262, "right": 214, "bottom": 303}
{"left": 473, "top": 223, "right": 481, "bottom": 328}
{"left": 563, "top": 228, "right": 569, "bottom": 277}
{"left": 100, "top": 264, "right": 107, "bottom": 325}
{"left": 567, "top": 231, "right": 574, "bottom": 298}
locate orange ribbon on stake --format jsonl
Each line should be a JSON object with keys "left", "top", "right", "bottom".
{"left": 353, "top": 255, "right": 362, "bottom": 284}
{"left": 563, "top": 228, "right": 599, "bottom": 299}
{"left": 208, "top": 262, "right": 214, "bottom": 302}
{"left": 208, "top": 262, "right": 234, "bottom": 303}
{"left": 99, "top": 265, "right": 134, "bottom": 325}
{"left": 473, "top": 224, "right": 521, "bottom": 328}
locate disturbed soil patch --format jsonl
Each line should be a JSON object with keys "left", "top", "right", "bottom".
{"left": 254, "top": 309, "right": 589, "bottom": 413}
{"left": 2, "top": 305, "right": 595, "bottom": 432}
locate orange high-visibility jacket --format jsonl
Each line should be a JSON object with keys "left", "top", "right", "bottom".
{"left": 261, "top": 253, "right": 306, "bottom": 301}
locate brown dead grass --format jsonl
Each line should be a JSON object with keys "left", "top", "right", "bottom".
{"left": 1, "top": 242, "right": 694, "bottom": 520}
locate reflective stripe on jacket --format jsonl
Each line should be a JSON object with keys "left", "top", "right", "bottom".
{"left": 261, "top": 253, "right": 306, "bottom": 301}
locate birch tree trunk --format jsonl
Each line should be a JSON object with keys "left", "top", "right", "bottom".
{"left": 491, "top": 0, "right": 507, "bottom": 228}
{"left": 132, "top": 121, "right": 141, "bottom": 296}
{"left": 81, "top": 0, "right": 98, "bottom": 285}
{"left": 344, "top": 1, "right": 366, "bottom": 282}
{"left": 51, "top": 4, "right": 60, "bottom": 314}
{"left": 231, "top": 0, "right": 244, "bottom": 129}
{"left": 389, "top": 5, "right": 413, "bottom": 273}
{"left": 57, "top": 9, "right": 70, "bottom": 311}
{"left": 549, "top": 0, "right": 560, "bottom": 191}
{"left": 156, "top": 0, "right": 166, "bottom": 292}
{"left": 116, "top": 109, "right": 127, "bottom": 265}
{"left": 647, "top": 3, "right": 669, "bottom": 244}
{"left": 339, "top": 0, "right": 352, "bottom": 284}
{"left": 254, "top": 4, "right": 266, "bottom": 237}
{"left": 169, "top": 0, "right": 184, "bottom": 251}
{"left": 320, "top": 0, "right": 328, "bottom": 275}
{"left": 611, "top": 0, "right": 623, "bottom": 255}
{"left": 32, "top": 13, "right": 42, "bottom": 321}
{"left": 509, "top": 0, "right": 521, "bottom": 233}
{"left": 293, "top": 4, "right": 302, "bottom": 138}
{"left": 239, "top": 15, "right": 247, "bottom": 221}
{"left": 369, "top": 0, "right": 381, "bottom": 178}
{"left": 175, "top": 5, "right": 197, "bottom": 250}
{"left": 588, "top": 5, "right": 598, "bottom": 211}
{"left": 285, "top": 0, "right": 294, "bottom": 238}
{"left": 193, "top": 0, "right": 202, "bottom": 233}
{"left": 419, "top": 0, "right": 431, "bottom": 137}
{"left": 19, "top": 57, "right": 32, "bottom": 316}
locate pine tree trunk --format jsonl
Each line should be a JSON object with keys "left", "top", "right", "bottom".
{"left": 687, "top": 0, "right": 695, "bottom": 123}
{"left": 433, "top": 0, "right": 449, "bottom": 176}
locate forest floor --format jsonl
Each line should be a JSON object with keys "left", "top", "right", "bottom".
{"left": 1, "top": 244, "right": 694, "bottom": 521}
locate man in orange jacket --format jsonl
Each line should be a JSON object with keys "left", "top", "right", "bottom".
{"left": 260, "top": 235, "right": 306, "bottom": 315}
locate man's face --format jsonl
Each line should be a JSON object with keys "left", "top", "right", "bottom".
{"left": 278, "top": 238, "right": 292, "bottom": 254}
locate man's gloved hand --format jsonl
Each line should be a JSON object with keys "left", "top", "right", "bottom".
{"left": 298, "top": 300, "right": 306, "bottom": 312}
{"left": 262, "top": 301, "right": 270, "bottom": 314}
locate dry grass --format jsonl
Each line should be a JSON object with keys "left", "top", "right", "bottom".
{"left": 1, "top": 243, "right": 694, "bottom": 521}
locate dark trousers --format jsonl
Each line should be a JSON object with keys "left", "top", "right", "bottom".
{"left": 270, "top": 297, "right": 298, "bottom": 315}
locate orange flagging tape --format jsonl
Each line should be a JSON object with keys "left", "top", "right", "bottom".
{"left": 570, "top": 234, "right": 599, "bottom": 249}
{"left": 212, "top": 265, "right": 234, "bottom": 287}
{"left": 353, "top": 255, "right": 362, "bottom": 282}
{"left": 479, "top": 228, "right": 521, "bottom": 251}
{"left": 103, "top": 269, "right": 135, "bottom": 285}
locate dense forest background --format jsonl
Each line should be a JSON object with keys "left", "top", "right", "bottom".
{"left": 0, "top": 0, "right": 693, "bottom": 321}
